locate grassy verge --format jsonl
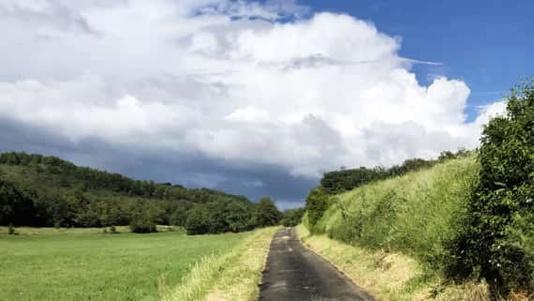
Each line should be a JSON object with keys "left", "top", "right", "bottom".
{"left": 297, "top": 225, "right": 491, "bottom": 301}
{"left": 314, "top": 156, "right": 479, "bottom": 270}
{"left": 0, "top": 227, "right": 252, "bottom": 301}
{"left": 162, "top": 226, "right": 278, "bottom": 301}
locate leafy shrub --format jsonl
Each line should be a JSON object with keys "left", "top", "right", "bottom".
{"left": 253, "top": 197, "right": 282, "bottom": 227}
{"left": 184, "top": 207, "right": 211, "bottom": 235}
{"left": 8, "top": 223, "right": 16, "bottom": 235}
{"left": 305, "top": 187, "right": 330, "bottom": 231}
{"left": 281, "top": 208, "right": 305, "bottom": 227}
{"left": 446, "top": 81, "right": 534, "bottom": 294}
{"left": 129, "top": 217, "right": 157, "bottom": 233}
{"left": 184, "top": 199, "right": 258, "bottom": 235}
{"left": 223, "top": 202, "right": 253, "bottom": 232}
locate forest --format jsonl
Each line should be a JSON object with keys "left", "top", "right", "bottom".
{"left": 0, "top": 152, "right": 282, "bottom": 234}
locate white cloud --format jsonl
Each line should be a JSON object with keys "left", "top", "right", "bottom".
{"left": 473, "top": 100, "right": 508, "bottom": 126}
{"left": 0, "top": 0, "right": 506, "bottom": 177}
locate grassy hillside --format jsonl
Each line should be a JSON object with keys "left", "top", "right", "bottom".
{"left": 302, "top": 82, "right": 534, "bottom": 298}
{"left": 300, "top": 156, "right": 489, "bottom": 299}
{"left": 0, "top": 227, "right": 271, "bottom": 301}
{"left": 310, "top": 155, "right": 479, "bottom": 270}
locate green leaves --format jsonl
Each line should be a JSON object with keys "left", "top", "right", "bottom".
{"left": 446, "top": 79, "right": 534, "bottom": 294}
{"left": 253, "top": 197, "right": 282, "bottom": 227}
{"left": 305, "top": 187, "right": 330, "bottom": 230}
{"left": 0, "top": 152, "right": 266, "bottom": 234}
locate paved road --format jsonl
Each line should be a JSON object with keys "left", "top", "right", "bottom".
{"left": 259, "top": 228, "right": 374, "bottom": 301}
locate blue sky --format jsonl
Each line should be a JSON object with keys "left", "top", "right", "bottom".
{"left": 0, "top": 0, "right": 528, "bottom": 207}
{"left": 304, "top": 0, "right": 534, "bottom": 120}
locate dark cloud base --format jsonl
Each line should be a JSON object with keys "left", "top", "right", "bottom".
{"left": 0, "top": 118, "right": 315, "bottom": 209}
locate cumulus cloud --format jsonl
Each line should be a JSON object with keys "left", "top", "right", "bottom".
{"left": 0, "top": 0, "right": 505, "bottom": 187}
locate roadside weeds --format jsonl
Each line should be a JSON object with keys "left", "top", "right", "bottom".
{"left": 296, "top": 225, "right": 501, "bottom": 301}
{"left": 161, "top": 227, "right": 278, "bottom": 301}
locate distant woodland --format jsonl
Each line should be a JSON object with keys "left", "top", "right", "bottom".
{"left": 0, "top": 152, "right": 282, "bottom": 234}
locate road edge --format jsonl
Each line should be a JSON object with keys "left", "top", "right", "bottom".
{"left": 295, "top": 225, "right": 378, "bottom": 300}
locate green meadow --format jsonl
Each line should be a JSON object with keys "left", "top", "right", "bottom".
{"left": 0, "top": 227, "right": 252, "bottom": 301}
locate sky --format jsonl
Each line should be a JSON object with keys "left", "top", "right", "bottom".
{"left": 0, "top": 0, "right": 531, "bottom": 208}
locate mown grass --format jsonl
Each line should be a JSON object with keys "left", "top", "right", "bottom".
{"left": 0, "top": 226, "right": 256, "bottom": 301}
{"left": 314, "top": 155, "right": 479, "bottom": 269}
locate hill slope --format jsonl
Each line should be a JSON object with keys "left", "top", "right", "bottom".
{"left": 301, "top": 156, "right": 481, "bottom": 299}
{"left": 307, "top": 155, "right": 479, "bottom": 270}
{"left": 0, "top": 152, "right": 266, "bottom": 233}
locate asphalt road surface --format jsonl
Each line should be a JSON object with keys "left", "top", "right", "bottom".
{"left": 259, "top": 228, "right": 375, "bottom": 301}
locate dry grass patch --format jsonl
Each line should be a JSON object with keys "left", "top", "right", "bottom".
{"left": 297, "top": 225, "right": 494, "bottom": 301}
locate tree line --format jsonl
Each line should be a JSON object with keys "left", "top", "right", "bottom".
{"left": 0, "top": 152, "right": 287, "bottom": 234}
{"left": 307, "top": 149, "right": 472, "bottom": 230}
{"left": 320, "top": 149, "right": 471, "bottom": 194}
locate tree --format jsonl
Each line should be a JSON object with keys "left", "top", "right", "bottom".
{"left": 305, "top": 187, "right": 329, "bottom": 228}
{"left": 281, "top": 208, "right": 305, "bottom": 227}
{"left": 184, "top": 206, "right": 211, "bottom": 235}
{"left": 169, "top": 201, "right": 192, "bottom": 227}
{"left": 446, "top": 80, "right": 534, "bottom": 295}
{"left": 253, "top": 197, "right": 282, "bottom": 227}
{"left": 129, "top": 216, "right": 157, "bottom": 233}
{"left": 0, "top": 180, "right": 35, "bottom": 226}
{"left": 223, "top": 201, "right": 253, "bottom": 232}
{"left": 0, "top": 151, "right": 263, "bottom": 233}
{"left": 128, "top": 201, "right": 158, "bottom": 233}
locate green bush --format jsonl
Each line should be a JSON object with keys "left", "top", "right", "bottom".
{"left": 184, "top": 207, "right": 211, "bottom": 235}
{"left": 446, "top": 81, "right": 534, "bottom": 294}
{"left": 0, "top": 180, "right": 35, "bottom": 226}
{"left": 281, "top": 208, "right": 305, "bottom": 227}
{"left": 253, "top": 197, "right": 282, "bottom": 227}
{"left": 8, "top": 223, "right": 16, "bottom": 235}
{"left": 129, "top": 217, "right": 157, "bottom": 233}
{"left": 305, "top": 187, "right": 331, "bottom": 231}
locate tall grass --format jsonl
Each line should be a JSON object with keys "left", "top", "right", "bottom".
{"left": 162, "top": 227, "right": 278, "bottom": 301}
{"left": 297, "top": 225, "right": 492, "bottom": 301}
{"left": 314, "top": 156, "right": 479, "bottom": 270}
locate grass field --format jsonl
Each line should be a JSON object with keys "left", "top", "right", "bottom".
{"left": 0, "top": 226, "right": 262, "bottom": 301}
